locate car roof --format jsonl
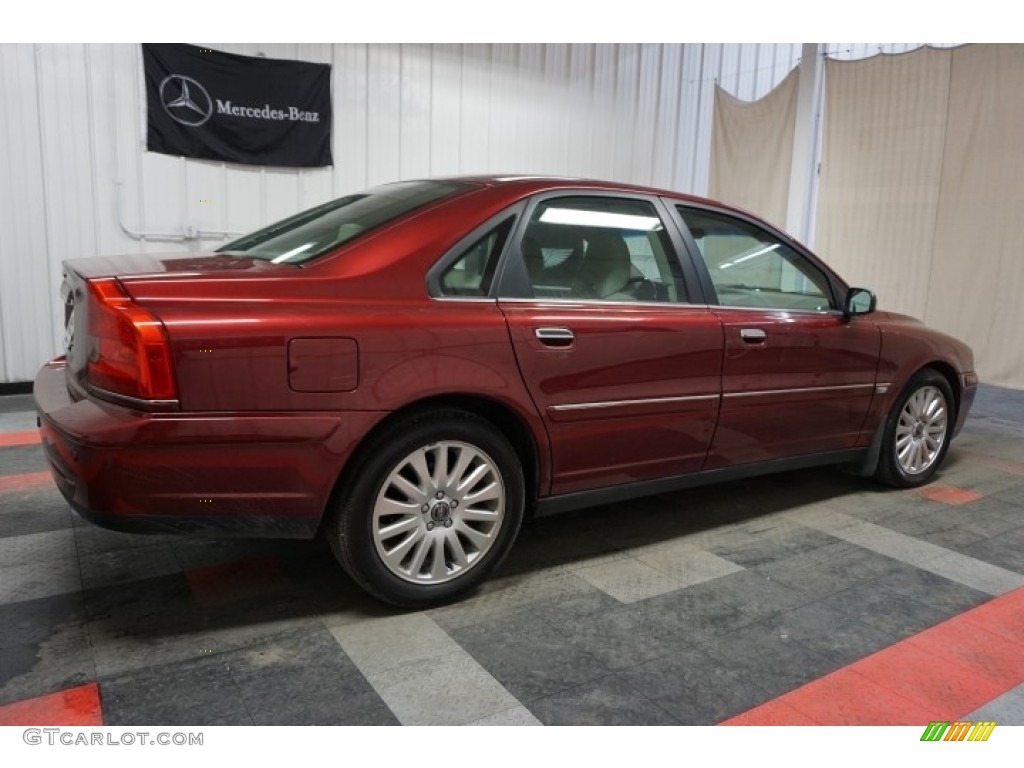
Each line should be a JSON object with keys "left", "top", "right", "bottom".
{"left": 411, "top": 174, "right": 759, "bottom": 221}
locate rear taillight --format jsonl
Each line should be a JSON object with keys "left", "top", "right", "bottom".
{"left": 84, "top": 278, "right": 177, "bottom": 402}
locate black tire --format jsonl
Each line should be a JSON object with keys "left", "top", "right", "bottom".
{"left": 325, "top": 409, "right": 525, "bottom": 608}
{"left": 874, "top": 368, "right": 956, "bottom": 488}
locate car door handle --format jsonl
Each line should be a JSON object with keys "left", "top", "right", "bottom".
{"left": 534, "top": 327, "right": 575, "bottom": 347}
{"left": 740, "top": 328, "right": 766, "bottom": 343}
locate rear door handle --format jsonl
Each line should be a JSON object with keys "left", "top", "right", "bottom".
{"left": 534, "top": 327, "right": 575, "bottom": 347}
{"left": 740, "top": 328, "right": 766, "bottom": 343}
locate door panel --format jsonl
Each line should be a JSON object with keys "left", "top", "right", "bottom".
{"left": 501, "top": 302, "right": 723, "bottom": 495}
{"left": 672, "top": 205, "right": 882, "bottom": 467}
{"left": 706, "top": 309, "right": 881, "bottom": 467}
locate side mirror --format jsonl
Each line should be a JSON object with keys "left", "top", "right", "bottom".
{"left": 844, "top": 287, "right": 876, "bottom": 318}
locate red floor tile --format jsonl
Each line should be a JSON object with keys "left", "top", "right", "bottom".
{"left": 916, "top": 485, "right": 984, "bottom": 505}
{"left": 0, "top": 471, "right": 54, "bottom": 493}
{"left": 731, "top": 667, "right": 933, "bottom": 726}
{"left": 0, "top": 683, "right": 102, "bottom": 726}
{"left": 185, "top": 555, "right": 286, "bottom": 605}
{"left": 960, "top": 587, "right": 1024, "bottom": 647}
{"left": 0, "top": 429, "right": 40, "bottom": 447}
{"left": 904, "top": 614, "right": 1024, "bottom": 679}
{"left": 723, "top": 700, "right": 820, "bottom": 726}
{"left": 720, "top": 586, "right": 1024, "bottom": 726}
{"left": 853, "top": 642, "right": 1010, "bottom": 716}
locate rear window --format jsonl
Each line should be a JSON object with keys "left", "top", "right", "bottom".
{"left": 217, "top": 180, "right": 472, "bottom": 264}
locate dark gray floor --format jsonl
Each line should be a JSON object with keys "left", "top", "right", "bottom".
{"left": 1, "top": 384, "right": 1022, "bottom": 725}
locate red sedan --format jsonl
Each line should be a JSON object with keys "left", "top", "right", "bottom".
{"left": 34, "top": 176, "right": 977, "bottom": 606}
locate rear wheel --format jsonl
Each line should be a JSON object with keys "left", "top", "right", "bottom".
{"left": 874, "top": 368, "right": 955, "bottom": 487}
{"left": 326, "top": 409, "right": 525, "bottom": 607}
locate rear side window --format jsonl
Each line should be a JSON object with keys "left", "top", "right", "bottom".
{"left": 439, "top": 217, "right": 515, "bottom": 297}
{"left": 218, "top": 180, "right": 471, "bottom": 265}
{"left": 514, "top": 196, "right": 688, "bottom": 303}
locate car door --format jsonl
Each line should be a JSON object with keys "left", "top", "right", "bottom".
{"left": 497, "top": 193, "right": 724, "bottom": 497}
{"left": 672, "top": 204, "right": 882, "bottom": 468}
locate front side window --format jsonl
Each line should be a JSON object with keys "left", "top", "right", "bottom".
{"left": 218, "top": 180, "right": 471, "bottom": 265}
{"left": 515, "top": 196, "right": 687, "bottom": 302}
{"left": 677, "top": 207, "right": 835, "bottom": 311}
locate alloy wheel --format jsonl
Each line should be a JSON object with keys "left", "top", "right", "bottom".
{"left": 371, "top": 441, "right": 506, "bottom": 584}
{"left": 895, "top": 385, "right": 948, "bottom": 475}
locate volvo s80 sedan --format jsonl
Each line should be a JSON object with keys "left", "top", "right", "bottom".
{"left": 34, "top": 176, "right": 977, "bottom": 606}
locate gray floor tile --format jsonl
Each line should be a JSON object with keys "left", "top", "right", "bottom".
{"left": 1, "top": 557, "right": 81, "bottom": 603}
{"left": 559, "top": 602, "right": 688, "bottom": 670}
{"left": 227, "top": 627, "right": 395, "bottom": 725}
{"left": 248, "top": 689, "right": 396, "bottom": 726}
{"left": 574, "top": 557, "right": 690, "bottom": 603}
{"left": 450, "top": 614, "right": 612, "bottom": 702}
{"left": 967, "top": 684, "right": 1024, "bottom": 724}
{"left": 822, "top": 584, "right": 953, "bottom": 640}
{"left": 101, "top": 654, "right": 252, "bottom": 726}
{"left": 370, "top": 651, "right": 521, "bottom": 725}
{"left": 71, "top": 524, "right": 178, "bottom": 557}
{"left": 330, "top": 612, "right": 458, "bottom": 678}
{"left": 869, "top": 563, "right": 992, "bottom": 614}
{"left": 696, "top": 618, "right": 838, "bottom": 700}
{"left": 428, "top": 571, "right": 619, "bottom": 632}
{"left": 708, "top": 526, "right": 838, "bottom": 567}
{"left": 872, "top": 507, "right": 987, "bottom": 546}
{"left": 0, "top": 395, "right": 35, "bottom": 415}
{"left": 170, "top": 538, "right": 287, "bottom": 572}
{"left": 923, "top": 550, "right": 1024, "bottom": 595}
{"left": 754, "top": 542, "right": 905, "bottom": 598}
{"left": 958, "top": 498, "right": 1024, "bottom": 537}
{"left": 0, "top": 488, "right": 73, "bottom": 538}
{"left": 788, "top": 508, "right": 1024, "bottom": 595}
{"left": 495, "top": 528, "right": 627, "bottom": 579}
{"left": 757, "top": 600, "right": 900, "bottom": 666}
{"left": 0, "top": 527, "right": 76, "bottom": 569}
{"left": 85, "top": 574, "right": 325, "bottom": 678}
{"left": 642, "top": 569, "right": 813, "bottom": 642}
{"left": 635, "top": 545, "right": 745, "bottom": 586}
{"left": 992, "top": 483, "right": 1024, "bottom": 507}
{"left": 468, "top": 705, "right": 543, "bottom": 726}
{"left": 78, "top": 544, "right": 183, "bottom": 591}
{"left": 618, "top": 645, "right": 770, "bottom": 724}
{"left": 0, "top": 591, "right": 85, "bottom": 648}
{"left": 960, "top": 528, "right": 1024, "bottom": 574}
{"left": 0, "top": 622, "right": 95, "bottom": 706}
{"left": 527, "top": 675, "right": 678, "bottom": 725}
{"left": 0, "top": 444, "right": 47, "bottom": 475}
{"left": 331, "top": 611, "right": 526, "bottom": 724}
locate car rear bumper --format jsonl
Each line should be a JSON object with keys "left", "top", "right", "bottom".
{"left": 34, "top": 359, "right": 386, "bottom": 538}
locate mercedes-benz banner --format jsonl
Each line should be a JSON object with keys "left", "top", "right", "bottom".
{"left": 143, "top": 43, "right": 332, "bottom": 168}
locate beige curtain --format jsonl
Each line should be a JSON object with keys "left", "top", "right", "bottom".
{"left": 815, "top": 48, "right": 952, "bottom": 319}
{"left": 709, "top": 69, "right": 798, "bottom": 229}
{"left": 926, "top": 45, "right": 1024, "bottom": 389}
{"left": 816, "top": 44, "right": 1024, "bottom": 389}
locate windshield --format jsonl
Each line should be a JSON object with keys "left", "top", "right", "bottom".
{"left": 217, "top": 180, "right": 472, "bottom": 264}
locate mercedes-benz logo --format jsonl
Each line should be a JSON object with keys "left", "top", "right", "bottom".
{"left": 159, "top": 74, "right": 213, "bottom": 127}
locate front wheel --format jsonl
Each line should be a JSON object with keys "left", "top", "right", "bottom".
{"left": 326, "top": 410, "right": 525, "bottom": 608}
{"left": 874, "top": 368, "right": 955, "bottom": 487}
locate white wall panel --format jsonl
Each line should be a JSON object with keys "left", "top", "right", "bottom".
{"left": 0, "top": 42, "right": 802, "bottom": 383}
